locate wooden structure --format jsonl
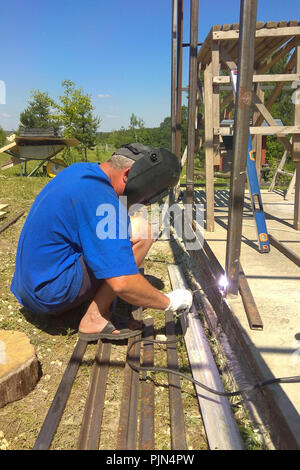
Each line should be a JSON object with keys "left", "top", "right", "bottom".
{"left": 197, "top": 20, "right": 300, "bottom": 232}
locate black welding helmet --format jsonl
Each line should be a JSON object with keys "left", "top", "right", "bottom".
{"left": 113, "top": 143, "right": 181, "bottom": 206}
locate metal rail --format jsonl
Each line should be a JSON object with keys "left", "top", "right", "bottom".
{"left": 226, "top": 0, "right": 258, "bottom": 294}
{"left": 139, "top": 318, "right": 155, "bottom": 450}
{"left": 269, "top": 234, "right": 300, "bottom": 268}
{"left": 0, "top": 211, "right": 25, "bottom": 235}
{"left": 77, "top": 341, "right": 112, "bottom": 449}
{"left": 168, "top": 264, "right": 245, "bottom": 450}
{"left": 116, "top": 306, "right": 143, "bottom": 450}
{"left": 33, "top": 339, "right": 88, "bottom": 450}
{"left": 165, "top": 310, "right": 187, "bottom": 449}
{"left": 32, "top": 298, "right": 207, "bottom": 450}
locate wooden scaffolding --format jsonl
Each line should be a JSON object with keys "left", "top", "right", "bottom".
{"left": 198, "top": 20, "right": 300, "bottom": 232}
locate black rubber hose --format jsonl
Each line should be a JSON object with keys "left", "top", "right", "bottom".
{"left": 126, "top": 337, "right": 300, "bottom": 398}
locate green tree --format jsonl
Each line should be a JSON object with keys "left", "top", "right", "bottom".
{"left": 19, "top": 90, "right": 60, "bottom": 132}
{"left": 128, "top": 113, "right": 150, "bottom": 144}
{"left": 0, "top": 126, "right": 6, "bottom": 147}
{"left": 57, "top": 80, "right": 100, "bottom": 161}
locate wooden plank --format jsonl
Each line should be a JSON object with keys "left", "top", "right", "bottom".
{"left": 204, "top": 63, "right": 215, "bottom": 231}
{"left": 293, "top": 40, "right": 300, "bottom": 229}
{"left": 213, "top": 26, "right": 300, "bottom": 40}
{"left": 285, "top": 170, "right": 296, "bottom": 200}
{"left": 215, "top": 126, "right": 300, "bottom": 136}
{"left": 168, "top": 264, "right": 244, "bottom": 450}
{"left": 0, "top": 142, "right": 17, "bottom": 154}
{"left": 197, "top": 25, "right": 220, "bottom": 65}
{"left": 214, "top": 73, "right": 300, "bottom": 83}
{"left": 268, "top": 148, "right": 289, "bottom": 192}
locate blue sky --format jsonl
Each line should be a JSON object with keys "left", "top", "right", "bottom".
{"left": 0, "top": 0, "right": 299, "bottom": 132}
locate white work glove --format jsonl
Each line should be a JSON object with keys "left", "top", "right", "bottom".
{"left": 165, "top": 289, "right": 193, "bottom": 313}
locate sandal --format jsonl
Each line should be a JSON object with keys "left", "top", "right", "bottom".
{"left": 78, "top": 321, "right": 142, "bottom": 342}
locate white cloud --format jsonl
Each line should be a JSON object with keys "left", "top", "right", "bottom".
{"left": 0, "top": 113, "right": 11, "bottom": 118}
{"left": 106, "top": 114, "right": 119, "bottom": 119}
{"left": 98, "top": 93, "right": 112, "bottom": 99}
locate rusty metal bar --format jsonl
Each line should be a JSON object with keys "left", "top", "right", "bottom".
{"left": 171, "top": 0, "right": 178, "bottom": 154}
{"left": 175, "top": 0, "right": 184, "bottom": 160}
{"left": 0, "top": 210, "right": 25, "bottom": 234}
{"left": 225, "top": 0, "right": 258, "bottom": 295}
{"left": 165, "top": 310, "right": 187, "bottom": 450}
{"left": 77, "top": 341, "right": 112, "bottom": 449}
{"left": 186, "top": 0, "right": 199, "bottom": 206}
{"left": 139, "top": 318, "right": 155, "bottom": 450}
{"left": 203, "top": 239, "right": 263, "bottom": 330}
{"left": 269, "top": 234, "right": 300, "bottom": 268}
{"left": 33, "top": 339, "right": 87, "bottom": 450}
{"left": 238, "top": 266, "right": 263, "bottom": 330}
{"left": 117, "top": 306, "right": 142, "bottom": 450}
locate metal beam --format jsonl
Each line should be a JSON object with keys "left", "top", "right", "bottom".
{"left": 171, "top": 0, "right": 178, "bottom": 154}
{"left": 186, "top": 0, "right": 199, "bottom": 206}
{"left": 225, "top": 0, "right": 258, "bottom": 295}
{"left": 175, "top": 0, "right": 184, "bottom": 160}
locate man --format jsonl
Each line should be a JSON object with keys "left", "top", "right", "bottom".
{"left": 11, "top": 143, "right": 192, "bottom": 341}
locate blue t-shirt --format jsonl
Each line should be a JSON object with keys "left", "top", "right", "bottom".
{"left": 11, "top": 163, "right": 139, "bottom": 314}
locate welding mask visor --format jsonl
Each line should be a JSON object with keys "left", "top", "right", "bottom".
{"left": 114, "top": 143, "right": 181, "bottom": 206}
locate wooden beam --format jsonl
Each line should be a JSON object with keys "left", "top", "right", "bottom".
{"left": 252, "top": 83, "right": 264, "bottom": 179}
{"left": 214, "top": 73, "right": 300, "bottom": 83}
{"left": 254, "top": 51, "right": 296, "bottom": 126}
{"left": 251, "top": 92, "right": 292, "bottom": 154}
{"left": 215, "top": 125, "right": 300, "bottom": 136}
{"left": 257, "top": 37, "right": 297, "bottom": 75}
{"left": 293, "top": 40, "right": 300, "bottom": 230}
{"left": 213, "top": 26, "right": 300, "bottom": 41}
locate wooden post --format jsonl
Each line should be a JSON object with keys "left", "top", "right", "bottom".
{"left": 204, "top": 63, "right": 215, "bottom": 231}
{"left": 293, "top": 40, "right": 300, "bottom": 230}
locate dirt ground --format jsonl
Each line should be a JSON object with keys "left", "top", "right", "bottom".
{"left": 0, "top": 176, "right": 263, "bottom": 451}
{"left": 0, "top": 182, "right": 207, "bottom": 450}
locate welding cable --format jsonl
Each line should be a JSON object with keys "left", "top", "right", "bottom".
{"left": 126, "top": 337, "right": 300, "bottom": 398}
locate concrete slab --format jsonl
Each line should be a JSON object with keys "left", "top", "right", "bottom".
{"left": 195, "top": 189, "right": 300, "bottom": 420}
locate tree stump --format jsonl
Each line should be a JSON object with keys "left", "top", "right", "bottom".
{"left": 0, "top": 330, "right": 39, "bottom": 408}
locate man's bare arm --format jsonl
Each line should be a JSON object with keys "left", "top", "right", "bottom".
{"left": 106, "top": 273, "right": 170, "bottom": 311}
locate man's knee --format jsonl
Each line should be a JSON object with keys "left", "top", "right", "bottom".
{"left": 129, "top": 215, "right": 153, "bottom": 245}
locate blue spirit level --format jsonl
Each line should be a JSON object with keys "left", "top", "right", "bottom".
{"left": 231, "top": 70, "right": 270, "bottom": 253}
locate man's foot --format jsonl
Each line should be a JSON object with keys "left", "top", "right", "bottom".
{"left": 78, "top": 321, "right": 142, "bottom": 342}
